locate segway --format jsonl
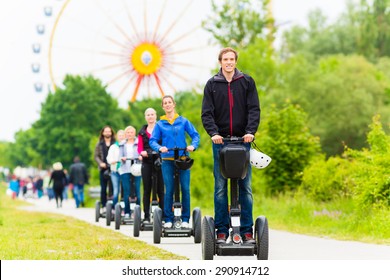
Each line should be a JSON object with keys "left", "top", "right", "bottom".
{"left": 201, "top": 137, "right": 269, "bottom": 260}
{"left": 153, "top": 147, "right": 202, "bottom": 244}
{"left": 133, "top": 151, "right": 161, "bottom": 237}
{"left": 114, "top": 158, "right": 140, "bottom": 230}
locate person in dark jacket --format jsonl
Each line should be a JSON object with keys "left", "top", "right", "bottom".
{"left": 94, "top": 126, "right": 116, "bottom": 210}
{"left": 201, "top": 47, "right": 260, "bottom": 244}
{"left": 49, "top": 162, "right": 68, "bottom": 208}
{"left": 69, "top": 156, "right": 89, "bottom": 208}
{"left": 138, "top": 108, "right": 164, "bottom": 222}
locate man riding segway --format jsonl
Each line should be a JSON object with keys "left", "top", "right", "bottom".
{"left": 201, "top": 47, "right": 269, "bottom": 259}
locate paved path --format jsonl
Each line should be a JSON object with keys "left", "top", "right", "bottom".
{"left": 22, "top": 197, "right": 390, "bottom": 260}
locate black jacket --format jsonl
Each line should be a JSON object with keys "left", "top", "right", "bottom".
{"left": 201, "top": 68, "right": 260, "bottom": 137}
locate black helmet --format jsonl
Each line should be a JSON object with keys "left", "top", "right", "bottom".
{"left": 174, "top": 156, "right": 194, "bottom": 170}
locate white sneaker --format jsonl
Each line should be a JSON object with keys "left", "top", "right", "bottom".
{"left": 124, "top": 213, "right": 130, "bottom": 219}
{"left": 164, "top": 222, "right": 172, "bottom": 228}
{"left": 181, "top": 222, "right": 190, "bottom": 228}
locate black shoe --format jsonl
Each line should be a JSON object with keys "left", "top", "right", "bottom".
{"left": 242, "top": 233, "right": 256, "bottom": 244}
{"left": 216, "top": 233, "right": 227, "bottom": 244}
{"left": 81, "top": 202, "right": 85, "bottom": 207}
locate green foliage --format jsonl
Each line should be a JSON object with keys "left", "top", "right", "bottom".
{"left": 345, "top": 115, "right": 390, "bottom": 210}
{"left": 280, "top": 0, "right": 390, "bottom": 61}
{"left": 257, "top": 102, "right": 321, "bottom": 194}
{"left": 202, "top": 0, "right": 272, "bottom": 49}
{"left": 32, "top": 75, "right": 130, "bottom": 169}
{"left": 267, "top": 54, "right": 390, "bottom": 156}
{"left": 0, "top": 142, "right": 12, "bottom": 168}
{"left": 300, "top": 115, "right": 390, "bottom": 211}
{"left": 237, "top": 37, "right": 277, "bottom": 96}
{"left": 300, "top": 156, "right": 353, "bottom": 202}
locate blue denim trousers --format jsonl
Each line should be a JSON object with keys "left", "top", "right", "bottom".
{"left": 120, "top": 173, "right": 141, "bottom": 215}
{"left": 110, "top": 171, "right": 121, "bottom": 207}
{"left": 212, "top": 142, "right": 253, "bottom": 236}
{"left": 162, "top": 160, "right": 190, "bottom": 223}
{"left": 73, "top": 184, "right": 84, "bottom": 208}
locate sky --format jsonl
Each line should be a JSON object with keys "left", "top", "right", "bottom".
{"left": 0, "top": 0, "right": 349, "bottom": 142}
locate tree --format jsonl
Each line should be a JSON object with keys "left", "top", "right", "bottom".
{"left": 202, "top": 0, "right": 273, "bottom": 49}
{"left": 32, "top": 75, "right": 130, "bottom": 169}
{"left": 267, "top": 54, "right": 390, "bottom": 156}
{"left": 280, "top": 0, "right": 390, "bottom": 61}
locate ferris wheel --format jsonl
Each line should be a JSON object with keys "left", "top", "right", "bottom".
{"left": 32, "top": 0, "right": 217, "bottom": 106}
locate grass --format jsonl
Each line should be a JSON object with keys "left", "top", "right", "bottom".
{"left": 0, "top": 183, "right": 186, "bottom": 260}
{"left": 192, "top": 191, "right": 390, "bottom": 245}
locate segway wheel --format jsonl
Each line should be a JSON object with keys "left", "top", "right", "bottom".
{"left": 106, "top": 201, "right": 112, "bottom": 226}
{"left": 153, "top": 207, "right": 162, "bottom": 244}
{"left": 192, "top": 207, "right": 202, "bottom": 244}
{"left": 95, "top": 200, "right": 101, "bottom": 222}
{"left": 201, "top": 216, "right": 215, "bottom": 260}
{"left": 115, "top": 203, "right": 121, "bottom": 230}
{"left": 133, "top": 205, "right": 141, "bottom": 237}
{"left": 255, "top": 216, "right": 269, "bottom": 260}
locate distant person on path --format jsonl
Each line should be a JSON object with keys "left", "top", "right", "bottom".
{"left": 33, "top": 175, "right": 44, "bottom": 199}
{"left": 8, "top": 174, "right": 20, "bottom": 199}
{"left": 49, "top": 162, "right": 68, "bottom": 208}
{"left": 69, "top": 156, "right": 89, "bottom": 208}
{"left": 201, "top": 47, "right": 260, "bottom": 244}
{"left": 149, "top": 95, "right": 200, "bottom": 229}
{"left": 138, "top": 108, "right": 165, "bottom": 222}
{"left": 106, "top": 129, "right": 126, "bottom": 208}
{"left": 94, "top": 125, "right": 116, "bottom": 211}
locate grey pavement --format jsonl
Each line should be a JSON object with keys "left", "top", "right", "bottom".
{"left": 21, "top": 197, "right": 390, "bottom": 260}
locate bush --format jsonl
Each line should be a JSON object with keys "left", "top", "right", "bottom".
{"left": 257, "top": 101, "right": 321, "bottom": 195}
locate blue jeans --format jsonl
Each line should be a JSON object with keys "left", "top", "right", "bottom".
{"left": 120, "top": 173, "right": 141, "bottom": 215}
{"left": 110, "top": 171, "right": 121, "bottom": 207}
{"left": 162, "top": 160, "right": 190, "bottom": 223}
{"left": 212, "top": 142, "right": 253, "bottom": 236}
{"left": 73, "top": 184, "right": 84, "bottom": 208}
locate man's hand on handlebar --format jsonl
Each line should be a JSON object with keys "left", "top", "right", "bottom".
{"left": 243, "top": 133, "right": 255, "bottom": 143}
{"left": 187, "top": 145, "right": 195, "bottom": 152}
{"left": 211, "top": 134, "right": 223, "bottom": 144}
{"left": 159, "top": 146, "right": 168, "bottom": 153}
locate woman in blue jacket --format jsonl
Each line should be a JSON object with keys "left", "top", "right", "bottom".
{"left": 149, "top": 95, "right": 200, "bottom": 228}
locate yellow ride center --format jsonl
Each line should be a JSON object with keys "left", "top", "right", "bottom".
{"left": 131, "top": 43, "right": 163, "bottom": 75}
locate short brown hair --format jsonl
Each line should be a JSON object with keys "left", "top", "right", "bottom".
{"left": 218, "top": 47, "right": 238, "bottom": 62}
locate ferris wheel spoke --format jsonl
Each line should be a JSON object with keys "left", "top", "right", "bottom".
{"left": 164, "top": 26, "right": 201, "bottom": 48}
{"left": 96, "top": 0, "right": 133, "bottom": 44}
{"left": 107, "top": 69, "right": 135, "bottom": 86}
{"left": 163, "top": 68, "right": 190, "bottom": 83}
{"left": 143, "top": 0, "right": 148, "bottom": 40}
{"left": 122, "top": 0, "right": 142, "bottom": 42}
{"left": 131, "top": 75, "right": 145, "bottom": 102}
{"left": 151, "top": 0, "right": 168, "bottom": 42}
{"left": 117, "top": 73, "right": 138, "bottom": 99}
{"left": 168, "top": 45, "right": 212, "bottom": 56}
{"left": 104, "top": 36, "right": 130, "bottom": 50}
{"left": 160, "top": 0, "right": 194, "bottom": 40}
{"left": 153, "top": 73, "right": 165, "bottom": 97}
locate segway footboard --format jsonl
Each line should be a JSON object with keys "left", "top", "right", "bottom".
{"left": 217, "top": 243, "right": 256, "bottom": 256}
{"left": 163, "top": 228, "right": 192, "bottom": 238}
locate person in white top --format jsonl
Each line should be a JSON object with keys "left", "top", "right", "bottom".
{"left": 118, "top": 126, "right": 141, "bottom": 218}
{"left": 106, "top": 129, "right": 125, "bottom": 208}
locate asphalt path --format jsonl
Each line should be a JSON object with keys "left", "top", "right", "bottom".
{"left": 21, "top": 197, "right": 390, "bottom": 260}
